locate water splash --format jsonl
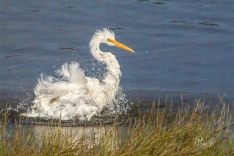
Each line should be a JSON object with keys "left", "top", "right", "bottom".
{"left": 22, "top": 60, "right": 129, "bottom": 121}
{"left": 103, "top": 87, "right": 130, "bottom": 115}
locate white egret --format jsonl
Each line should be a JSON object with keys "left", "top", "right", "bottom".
{"left": 27, "top": 28, "right": 135, "bottom": 120}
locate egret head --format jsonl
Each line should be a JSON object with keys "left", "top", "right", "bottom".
{"left": 90, "top": 28, "right": 135, "bottom": 53}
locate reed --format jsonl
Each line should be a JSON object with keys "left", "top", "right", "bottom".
{"left": 0, "top": 99, "right": 234, "bottom": 156}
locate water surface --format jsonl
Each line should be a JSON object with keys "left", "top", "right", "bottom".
{"left": 1, "top": 0, "right": 234, "bottom": 110}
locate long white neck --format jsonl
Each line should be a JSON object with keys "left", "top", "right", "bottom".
{"left": 89, "top": 37, "right": 121, "bottom": 103}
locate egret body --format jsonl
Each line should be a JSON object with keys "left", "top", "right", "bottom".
{"left": 27, "top": 28, "right": 134, "bottom": 120}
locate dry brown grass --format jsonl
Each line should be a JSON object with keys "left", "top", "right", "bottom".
{"left": 0, "top": 99, "right": 234, "bottom": 156}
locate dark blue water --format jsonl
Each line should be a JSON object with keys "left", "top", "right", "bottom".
{"left": 1, "top": 0, "right": 234, "bottom": 108}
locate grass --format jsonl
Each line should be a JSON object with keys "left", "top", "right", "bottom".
{"left": 0, "top": 99, "right": 234, "bottom": 156}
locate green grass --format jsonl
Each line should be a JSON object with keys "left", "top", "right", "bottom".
{"left": 1, "top": 99, "right": 234, "bottom": 156}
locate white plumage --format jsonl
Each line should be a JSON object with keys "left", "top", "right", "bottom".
{"left": 27, "top": 28, "right": 134, "bottom": 120}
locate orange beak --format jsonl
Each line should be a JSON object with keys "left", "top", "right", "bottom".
{"left": 107, "top": 38, "right": 135, "bottom": 53}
